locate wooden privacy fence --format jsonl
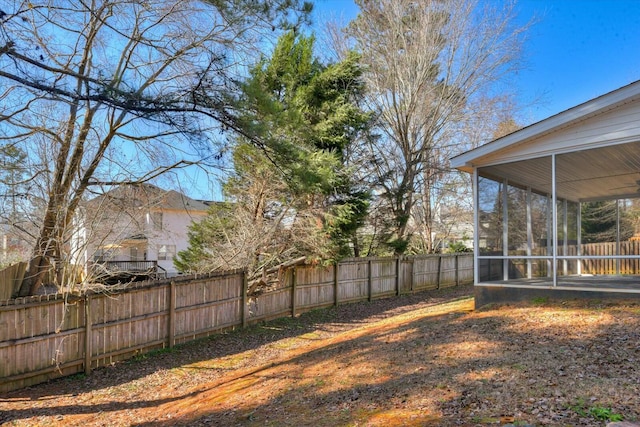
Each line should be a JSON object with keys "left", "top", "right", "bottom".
{"left": 0, "top": 253, "right": 472, "bottom": 393}
{"left": 0, "top": 261, "right": 84, "bottom": 300}
{"left": 567, "top": 241, "right": 640, "bottom": 275}
{"left": 478, "top": 241, "right": 640, "bottom": 280}
{"left": 0, "top": 262, "right": 27, "bottom": 300}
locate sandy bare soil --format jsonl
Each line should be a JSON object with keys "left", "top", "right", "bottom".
{"left": 1, "top": 284, "right": 639, "bottom": 426}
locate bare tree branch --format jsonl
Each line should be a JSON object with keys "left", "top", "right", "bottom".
{"left": 346, "top": 0, "right": 529, "bottom": 253}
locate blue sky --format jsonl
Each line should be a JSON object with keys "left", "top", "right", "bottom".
{"left": 188, "top": 0, "right": 640, "bottom": 199}
{"left": 312, "top": 0, "right": 640, "bottom": 124}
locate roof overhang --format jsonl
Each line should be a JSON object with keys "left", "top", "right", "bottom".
{"left": 451, "top": 80, "right": 640, "bottom": 202}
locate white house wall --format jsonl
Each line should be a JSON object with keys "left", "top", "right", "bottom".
{"left": 79, "top": 207, "right": 147, "bottom": 263}
{"left": 75, "top": 202, "right": 207, "bottom": 276}
{"left": 146, "top": 209, "right": 207, "bottom": 275}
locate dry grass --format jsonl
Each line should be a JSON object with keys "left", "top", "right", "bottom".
{"left": 1, "top": 285, "right": 640, "bottom": 426}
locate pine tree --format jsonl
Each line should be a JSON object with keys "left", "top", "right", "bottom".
{"left": 175, "top": 31, "right": 371, "bottom": 275}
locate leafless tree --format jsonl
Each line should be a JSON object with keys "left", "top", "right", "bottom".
{"left": 0, "top": 0, "right": 310, "bottom": 295}
{"left": 174, "top": 142, "right": 337, "bottom": 292}
{"left": 345, "top": 0, "right": 528, "bottom": 253}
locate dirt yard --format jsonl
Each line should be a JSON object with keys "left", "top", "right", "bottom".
{"left": 1, "top": 284, "right": 640, "bottom": 426}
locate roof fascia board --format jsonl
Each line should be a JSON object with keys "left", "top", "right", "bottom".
{"left": 451, "top": 81, "right": 640, "bottom": 171}
{"left": 150, "top": 207, "right": 209, "bottom": 213}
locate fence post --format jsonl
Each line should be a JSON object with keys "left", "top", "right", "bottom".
{"left": 368, "top": 259, "right": 372, "bottom": 301}
{"left": 395, "top": 256, "right": 400, "bottom": 296}
{"left": 84, "top": 294, "right": 92, "bottom": 375}
{"left": 168, "top": 280, "right": 176, "bottom": 348}
{"left": 242, "top": 269, "right": 248, "bottom": 328}
{"left": 436, "top": 255, "right": 442, "bottom": 289}
{"left": 410, "top": 257, "right": 414, "bottom": 292}
{"left": 291, "top": 267, "right": 297, "bottom": 317}
{"left": 455, "top": 254, "right": 459, "bottom": 287}
{"left": 334, "top": 262, "right": 339, "bottom": 307}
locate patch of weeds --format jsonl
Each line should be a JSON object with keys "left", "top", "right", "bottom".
{"left": 66, "top": 372, "right": 87, "bottom": 381}
{"left": 254, "top": 314, "right": 310, "bottom": 334}
{"left": 130, "top": 353, "right": 148, "bottom": 363}
{"left": 569, "top": 397, "right": 588, "bottom": 417}
{"left": 128, "top": 346, "right": 176, "bottom": 363}
{"left": 149, "top": 346, "right": 176, "bottom": 357}
{"left": 570, "top": 399, "right": 623, "bottom": 422}
{"left": 531, "top": 296, "right": 548, "bottom": 305}
{"left": 589, "top": 406, "right": 623, "bottom": 422}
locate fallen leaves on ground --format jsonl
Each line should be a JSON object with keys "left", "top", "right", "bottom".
{"left": 1, "top": 285, "right": 639, "bottom": 426}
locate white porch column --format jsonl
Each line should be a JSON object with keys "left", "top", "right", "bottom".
{"left": 502, "top": 179, "right": 509, "bottom": 281}
{"left": 563, "top": 199, "right": 568, "bottom": 276}
{"left": 473, "top": 168, "right": 479, "bottom": 285}
{"left": 616, "top": 199, "right": 620, "bottom": 275}
{"left": 546, "top": 195, "right": 552, "bottom": 278}
{"left": 526, "top": 187, "right": 533, "bottom": 279}
{"left": 552, "top": 154, "right": 558, "bottom": 287}
{"left": 577, "top": 202, "right": 582, "bottom": 275}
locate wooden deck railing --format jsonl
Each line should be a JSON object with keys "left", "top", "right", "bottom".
{"left": 90, "top": 260, "right": 164, "bottom": 282}
{"left": 97, "top": 260, "right": 158, "bottom": 273}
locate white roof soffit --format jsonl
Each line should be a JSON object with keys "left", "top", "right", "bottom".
{"left": 478, "top": 141, "right": 640, "bottom": 203}
{"left": 451, "top": 80, "right": 640, "bottom": 173}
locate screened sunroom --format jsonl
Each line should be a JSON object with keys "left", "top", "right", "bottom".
{"left": 451, "top": 80, "right": 640, "bottom": 305}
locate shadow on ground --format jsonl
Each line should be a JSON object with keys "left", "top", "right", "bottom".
{"left": 0, "top": 285, "right": 473, "bottom": 424}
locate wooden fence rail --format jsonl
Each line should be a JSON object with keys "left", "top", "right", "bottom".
{"left": 0, "top": 253, "right": 473, "bottom": 393}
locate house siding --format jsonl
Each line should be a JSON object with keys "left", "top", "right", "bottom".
{"left": 72, "top": 185, "right": 209, "bottom": 279}
{"left": 147, "top": 209, "right": 207, "bottom": 275}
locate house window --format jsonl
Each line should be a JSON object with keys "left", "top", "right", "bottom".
{"left": 93, "top": 248, "right": 114, "bottom": 262}
{"left": 93, "top": 249, "right": 104, "bottom": 262}
{"left": 157, "top": 244, "right": 175, "bottom": 261}
{"left": 151, "top": 212, "right": 163, "bottom": 231}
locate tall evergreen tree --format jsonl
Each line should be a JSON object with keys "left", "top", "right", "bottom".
{"left": 176, "top": 31, "right": 371, "bottom": 275}
{"left": 581, "top": 201, "right": 633, "bottom": 243}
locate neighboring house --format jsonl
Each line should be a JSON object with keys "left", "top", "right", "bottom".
{"left": 0, "top": 225, "right": 31, "bottom": 266}
{"left": 72, "top": 184, "right": 209, "bottom": 281}
{"left": 432, "top": 202, "right": 474, "bottom": 251}
{"left": 451, "top": 80, "right": 640, "bottom": 306}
